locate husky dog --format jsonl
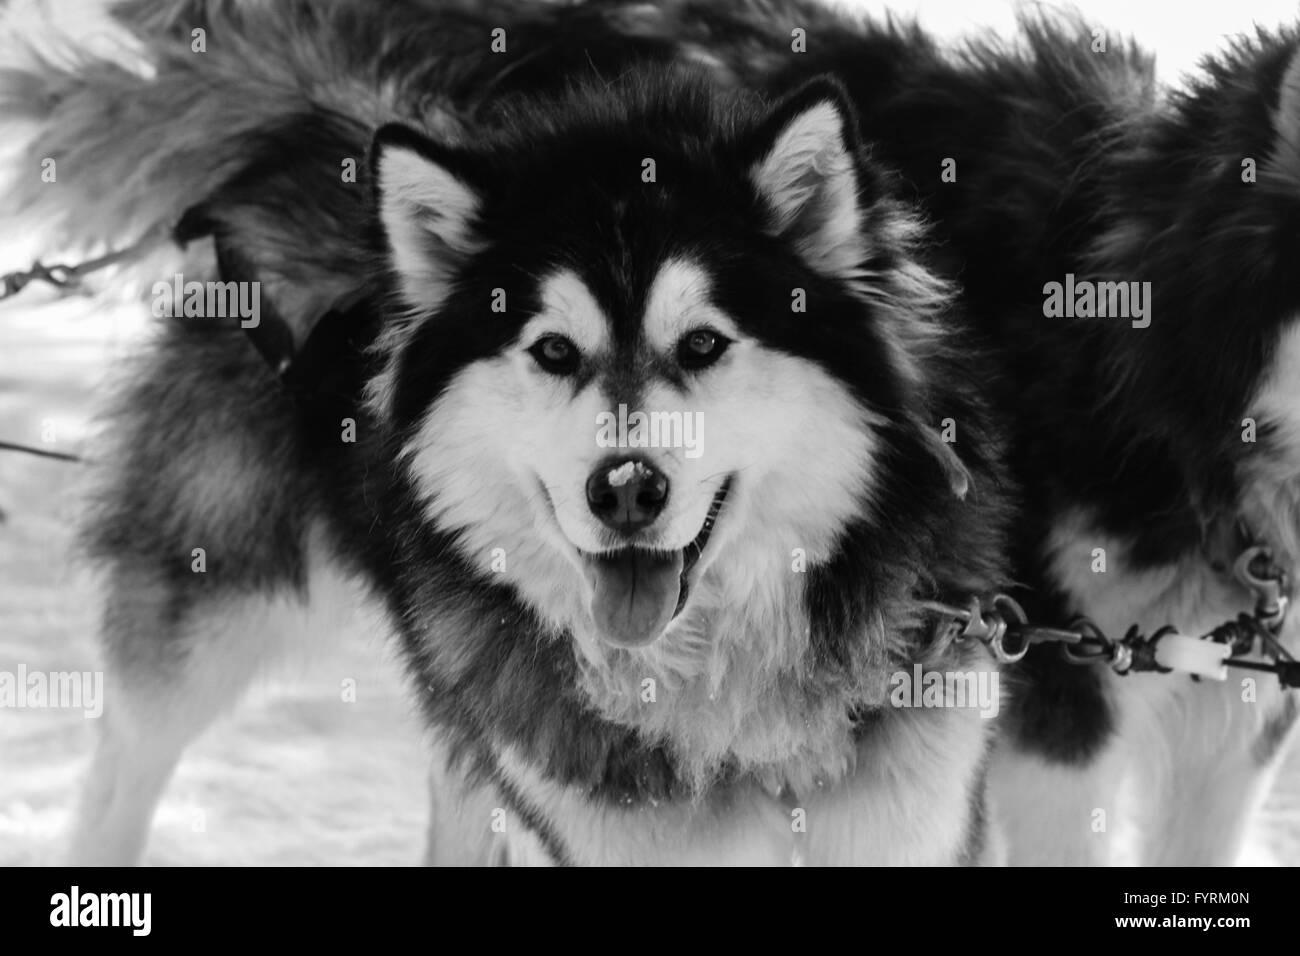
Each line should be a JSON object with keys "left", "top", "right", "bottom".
{"left": 583, "top": 0, "right": 1300, "bottom": 864}
{"left": 3, "top": 0, "right": 1012, "bottom": 865}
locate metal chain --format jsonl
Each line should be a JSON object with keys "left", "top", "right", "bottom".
{"left": 922, "top": 544, "right": 1299, "bottom": 688}
{"left": 0, "top": 229, "right": 168, "bottom": 302}
{"left": 0, "top": 232, "right": 174, "bottom": 466}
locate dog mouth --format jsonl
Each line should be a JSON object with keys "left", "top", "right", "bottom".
{"left": 582, "top": 477, "right": 732, "bottom": 648}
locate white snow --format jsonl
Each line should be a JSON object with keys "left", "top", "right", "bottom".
{"left": 606, "top": 461, "right": 645, "bottom": 488}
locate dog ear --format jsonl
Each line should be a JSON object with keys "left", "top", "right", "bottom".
{"left": 371, "top": 124, "right": 484, "bottom": 312}
{"left": 746, "top": 78, "right": 866, "bottom": 276}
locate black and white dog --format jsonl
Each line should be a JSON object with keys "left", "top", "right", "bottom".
{"left": 2, "top": 0, "right": 1012, "bottom": 864}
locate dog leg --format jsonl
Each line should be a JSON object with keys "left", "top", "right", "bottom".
{"left": 66, "top": 571, "right": 318, "bottom": 865}
{"left": 423, "top": 741, "right": 507, "bottom": 866}
{"left": 1136, "top": 681, "right": 1298, "bottom": 866}
{"left": 987, "top": 741, "right": 1127, "bottom": 866}
{"left": 66, "top": 684, "right": 190, "bottom": 867}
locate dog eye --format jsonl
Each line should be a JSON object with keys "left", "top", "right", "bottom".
{"left": 528, "top": 335, "right": 580, "bottom": 375}
{"left": 677, "top": 328, "right": 730, "bottom": 370}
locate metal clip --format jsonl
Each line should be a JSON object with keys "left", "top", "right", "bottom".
{"left": 1234, "top": 546, "right": 1290, "bottom": 633}
{"left": 960, "top": 593, "right": 1030, "bottom": 663}
{"left": 954, "top": 595, "right": 990, "bottom": 641}
{"left": 1061, "top": 618, "right": 1114, "bottom": 667}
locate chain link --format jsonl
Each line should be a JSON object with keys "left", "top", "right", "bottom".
{"left": 922, "top": 544, "right": 1298, "bottom": 688}
{"left": 0, "top": 229, "right": 168, "bottom": 302}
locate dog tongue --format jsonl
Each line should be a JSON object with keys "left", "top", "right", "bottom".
{"left": 586, "top": 549, "right": 684, "bottom": 647}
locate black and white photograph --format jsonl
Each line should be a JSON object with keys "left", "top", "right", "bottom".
{"left": 1, "top": 0, "right": 1298, "bottom": 900}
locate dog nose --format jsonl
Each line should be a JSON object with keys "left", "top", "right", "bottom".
{"left": 586, "top": 457, "right": 669, "bottom": 533}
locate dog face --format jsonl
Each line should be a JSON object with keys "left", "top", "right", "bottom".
{"left": 367, "top": 75, "right": 960, "bottom": 750}
{"left": 416, "top": 253, "right": 885, "bottom": 657}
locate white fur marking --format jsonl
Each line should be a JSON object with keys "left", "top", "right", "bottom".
{"left": 641, "top": 259, "right": 736, "bottom": 351}
{"left": 519, "top": 270, "right": 611, "bottom": 356}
